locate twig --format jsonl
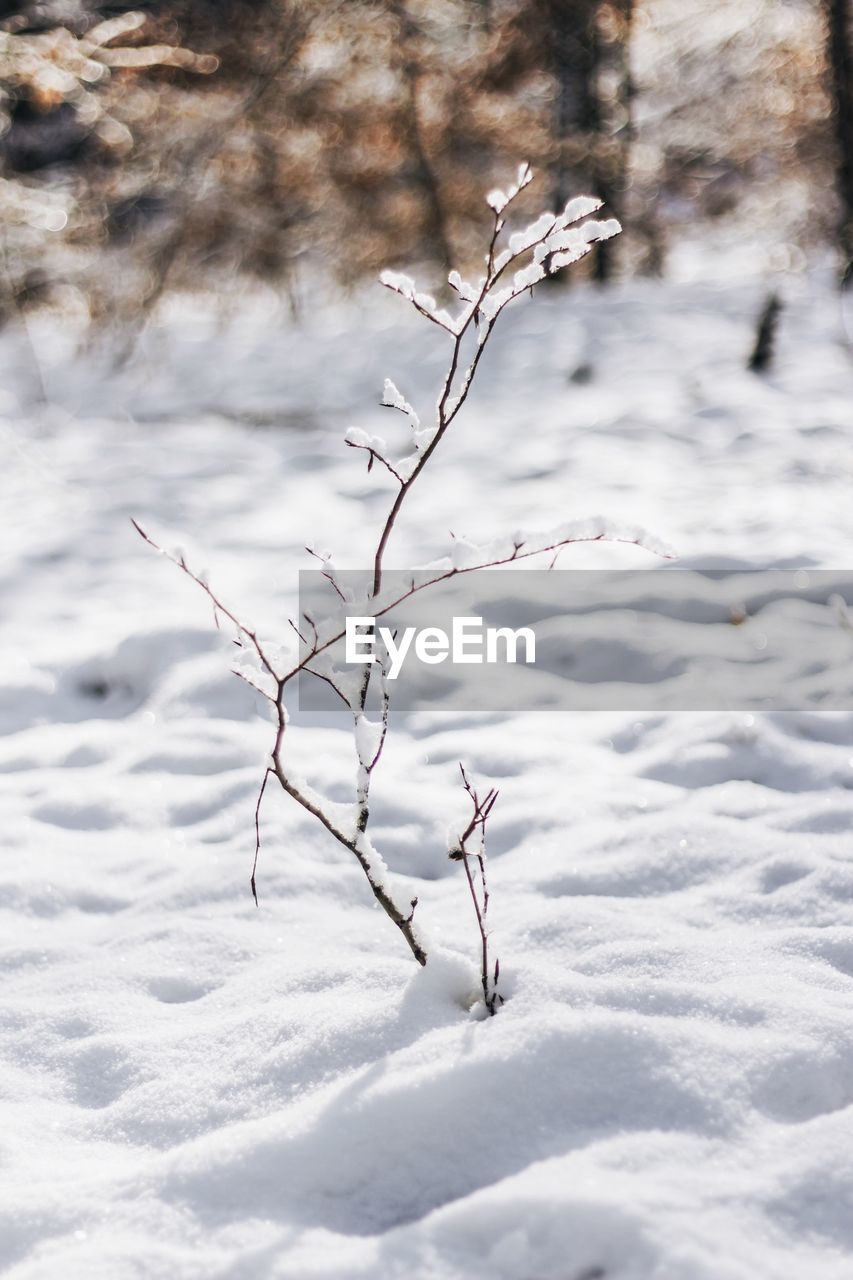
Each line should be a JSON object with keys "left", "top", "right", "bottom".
{"left": 345, "top": 438, "right": 405, "bottom": 484}
{"left": 130, "top": 518, "right": 278, "bottom": 680}
{"left": 131, "top": 517, "right": 426, "bottom": 959}
{"left": 133, "top": 167, "right": 632, "bottom": 979}
{"left": 450, "top": 765, "right": 502, "bottom": 1015}
{"left": 251, "top": 767, "right": 273, "bottom": 906}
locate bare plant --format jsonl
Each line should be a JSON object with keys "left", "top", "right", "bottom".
{"left": 135, "top": 165, "right": 665, "bottom": 1008}
{"left": 449, "top": 766, "right": 501, "bottom": 1014}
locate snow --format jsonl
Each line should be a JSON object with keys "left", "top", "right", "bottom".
{"left": 344, "top": 425, "right": 387, "bottom": 454}
{"left": 381, "top": 378, "right": 419, "bottom": 429}
{"left": 3, "top": 264, "right": 853, "bottom": 1278}
{"left": 485, "top": 162, "right": 534, "bottom": 215}
{"left": 354, "top": 714, "right": 383, "bottom": 768}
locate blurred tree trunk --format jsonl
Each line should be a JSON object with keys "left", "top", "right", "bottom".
{"left": 824, "top": 0, "right": 853, "bottom": 282}
{"left": 545, "top": 0, "right": 633, "bottom": 282}
{"left": 596, "top": 0, "right": 634, "bottom": 282}
{"left": 388, "top": 0, "right": 454, "bottom": 276}
{"left": 548, "top": 0, "right": 599, "bottom": 212}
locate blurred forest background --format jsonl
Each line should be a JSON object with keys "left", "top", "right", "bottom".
{"left": 0, "top": 0, "right": 850, "bottom": 344}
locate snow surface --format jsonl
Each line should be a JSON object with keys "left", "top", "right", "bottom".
{"left": 3, "top": 268, "right": 853, "bottom": 1279}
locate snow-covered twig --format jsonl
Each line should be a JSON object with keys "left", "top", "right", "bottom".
{"left": 450, "top": 766, "right": 501, "bottom": 1016}
{"left": 130, "top": 520, "right": 427, "bottom": 966}
{"left": 365, "top": 165, "right": 620, "bottom": 601}
{"left": 134, "top": 166, "right": 654, "bottom": 990}
{"left": 271, "top": 518, "right": 673, "bottom": 690}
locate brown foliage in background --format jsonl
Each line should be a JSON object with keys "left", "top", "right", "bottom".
{"left": 0, "top": 0, "right": 841, "bottom": 332}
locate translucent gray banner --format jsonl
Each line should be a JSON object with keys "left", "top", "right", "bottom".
{"left": 296, "top": 569, "right": 853, "bottom": 711}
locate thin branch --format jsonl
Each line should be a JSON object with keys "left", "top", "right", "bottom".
{"left": 367, "top": 173, "right": 601, "bottom": 601}
{"left": 280, "top": 525, "right": 671, "bottom": 690}
{"left": 305, "top": 547, "right": 347, "bottom": 602}
{"left": 135, "top": 167, "right": 630, "bottom": 981}
{"left": 231, "top": 665, "right": 276, "bottom": 704}
{"left": 130, "top": 519, "right": 279, "bottom": 681}
{"left": 451, "top": 765, "right": 502, "bottom": 1015}
{"left": 354, "top": 641, "right": 392, "bottom": 836}
{"left": 251, "top": 767, "right": 274, "bottom": 905}
{"left": 300, "top": 664, "right": 353, "bottom": 709}
{"left": 345, "top": 438, "right": 405, "bottom": 485}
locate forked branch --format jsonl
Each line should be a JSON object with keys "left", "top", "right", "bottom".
{"left": 365, "top": 165, "right": 620, "bottom": 599}
{"left": 133, "top": 166, "right": 646, "bottom": 989}
{"left": 450, "top": 765, "right": 501, "bottom": 1015}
